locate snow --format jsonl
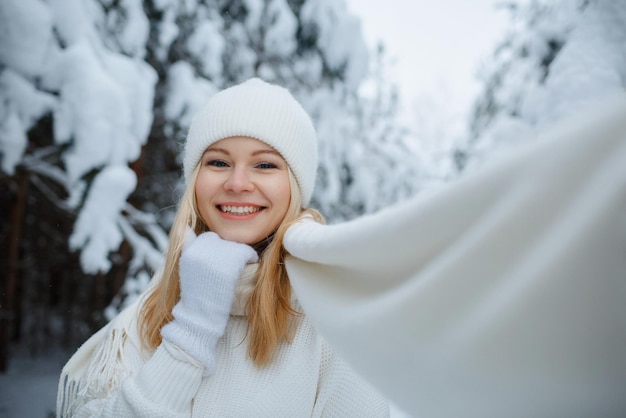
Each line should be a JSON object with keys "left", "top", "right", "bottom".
{"left": 152, "top": 0, "right": 178, "bottom": 11}
{"left": 69, "top": 165, "right": 138, "bottom": 273}
{"left": 223, "top": 22, "right": 258, "bottom": 80}
{"left": 105, "top": 0, "right": 150, "bottom": 57}
{"left": 0, "top": 349, "right": 65, "bottom": 418}
{"left": 47, "top": 0, "right": 101, "bottom": 48}
{"left": 187, "top": 18, "right": 225, "bottom": 79}
{"left": 47, "top": 42, "right": 136, "bottom": 182}
{"left": 164, "top": 61, "right": 218, "bottom": 131}
{"left": 0, "top": 69, "right": 55, "bottom": 173}
{"left": 0, "top": 105, "right": 27, "bottom": 174}
{"left": 468, "top": 0, "right": 626, "bottom": 168}
{"left": 152, "top": 1, "right": 179, "bottom": 61}
{"left": 102, "top": 51, "right": 157, "bottom": 142}
{"left": 0, "top": 70, "right": 56, "bottom": 129}
{"left": 300, "top": 0, "right": 369, "bottom": 89}
{"left": 0, "top": 0, "right": 55, "bottom": 77}
{"left": 521, "top": 1, "right": 626, "bottom": 126}
{"left": 262, "top": 0, "right": 298, "bottom": 58}
{"left": 293, "top": 53, "right": 324, "bottom": 85}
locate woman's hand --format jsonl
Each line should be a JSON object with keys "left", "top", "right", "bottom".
{"left": 161, "top": 228, "right": 258, "bottom": 374}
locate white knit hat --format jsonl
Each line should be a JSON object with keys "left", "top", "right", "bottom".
{"left": 183, "top": 78, "right": 318, "bottom": 206}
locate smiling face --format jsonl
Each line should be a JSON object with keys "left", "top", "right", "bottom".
{"left": 194, "top": 136, "right": 292, "bottom": 245}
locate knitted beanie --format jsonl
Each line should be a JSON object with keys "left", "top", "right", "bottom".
{"left": 183, "top": 78, "right": 318, "bottom": 206}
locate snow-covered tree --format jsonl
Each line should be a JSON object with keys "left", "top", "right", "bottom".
{"left": 0, "top": 0, "right": 423, "bottom": 366}
{"left": 459, "top": 0, "right": 626, "bottom": 169}
{"left": 158, "top": 0, "right": 424, "bottom": 222}
{"left": 0, "top": 0, "right": 165, "bottom": 370}
{"left": 309, "top": 44, "right": 425, "bottom": 220}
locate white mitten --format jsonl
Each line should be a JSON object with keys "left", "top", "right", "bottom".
{"left": 161, "top": 228, "right": 258, "bottom": 374}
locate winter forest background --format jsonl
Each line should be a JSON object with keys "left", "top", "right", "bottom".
{"left": 1, "top": 0, "right": 625, "bottom": 416}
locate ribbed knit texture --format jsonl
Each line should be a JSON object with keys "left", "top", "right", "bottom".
{"left": 59, "top": 306, "right": 388, "bottom": 417}
{"left": 183, "top": 78, "right": 318, "bottom": 206}
{"left": 132, "top": 345, "right": 203, "bottom": 413}
{"left": 58, "top": 271, "right": 389, "bottom": 417}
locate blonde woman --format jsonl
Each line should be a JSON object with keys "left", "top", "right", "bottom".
{"left": 57, "top": 78, "right": 389, "bottom": 417}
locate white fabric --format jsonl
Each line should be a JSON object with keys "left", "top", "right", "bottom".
{"left": 161, "top": 229, "right": 257, "bottom": 374}
{"left": 57, "top": 267, "right": 389, "bottom": 417}
{"left": 183, "top": 78, "right": 318, "bottom": 205}
{"left": 284, "top": 97, "right": 626, "bottom": 418}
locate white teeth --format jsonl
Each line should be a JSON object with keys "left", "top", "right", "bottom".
{"left": 220, "top": 205, "right": 260, "bottom": 215}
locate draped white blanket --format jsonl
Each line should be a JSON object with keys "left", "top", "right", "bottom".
{"left": 284, "top": 98, "right": 626, "bottom": 418}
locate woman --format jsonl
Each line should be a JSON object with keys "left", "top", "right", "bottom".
{"left": 57, "top": 78, "right": 389, "bottom": 417}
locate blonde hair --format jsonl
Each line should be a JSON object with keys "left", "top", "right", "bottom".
{"left": 139, "top": 162, "right": 323, "bottom": 367}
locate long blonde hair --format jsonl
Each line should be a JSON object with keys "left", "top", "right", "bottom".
{"left": 139, "top": 162, "right": 323, "bottom": 367}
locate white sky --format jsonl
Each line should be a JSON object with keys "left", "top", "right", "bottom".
{"left": 345, "top": 0, "right": 510, "bottom": 138}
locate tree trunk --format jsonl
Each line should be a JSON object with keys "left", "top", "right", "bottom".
{"left": 1, "top": 172, "right": 30, "bottom": 372}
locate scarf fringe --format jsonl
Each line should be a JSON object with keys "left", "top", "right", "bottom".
{"left": 57, "top": 328, "right": 130, "bottom": 417}
{"left": 57, "top": 373, "right": 79, "bottom": 418}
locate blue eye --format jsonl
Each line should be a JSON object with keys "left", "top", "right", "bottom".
{"left": 256, "top": 162, "right": 277, "bottom": 169}
{"left": 206, "top": 160, "right": 228, "bottom": 167}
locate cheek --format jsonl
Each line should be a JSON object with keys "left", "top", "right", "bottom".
{"left": 194, "top": 174, "right": 220, "bottom": 221}
{"left": 270, "top": 179, "right": 292, "bottom": 213}
{"left": 195, "top": 172, "right": 218, "bottom": 198}
{"left": 194, "top": 181, "right": 205, "bottom": 206}
{"left": 272, "top": 176, "right": 291, "bottom": 208}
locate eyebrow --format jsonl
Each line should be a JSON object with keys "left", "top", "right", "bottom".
{"left": 204, "top": 147, "right": 282, "bottom": 157}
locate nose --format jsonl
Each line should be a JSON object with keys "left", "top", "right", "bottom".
{"left": 224, "top": 166, "right": 254, "bottom": 193}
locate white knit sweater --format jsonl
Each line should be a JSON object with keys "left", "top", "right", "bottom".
{"left": 57, "top": 266, "right": 389, "bottom": 417}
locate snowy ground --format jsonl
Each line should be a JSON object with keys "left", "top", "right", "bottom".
{"left": 0, "top": 349, "right": 69, "bottom": 418}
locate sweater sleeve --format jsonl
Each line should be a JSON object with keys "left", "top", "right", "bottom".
{"left": 312, "top": 341, "right": 389, "bottom": 418}
{"left": 62, "top": 324, "right": 203, "bottom": 418}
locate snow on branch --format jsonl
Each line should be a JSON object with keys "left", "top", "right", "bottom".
{"left": 69, "top": 165, "right": 137, "bottom": 274}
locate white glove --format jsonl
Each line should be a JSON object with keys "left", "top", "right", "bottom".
{"left": 161, "top": 228, "right": 258, "bottom": 374}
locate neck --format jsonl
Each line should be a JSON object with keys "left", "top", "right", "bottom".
{"left": 251, "top": 232, "right": 275, "bottom": 255}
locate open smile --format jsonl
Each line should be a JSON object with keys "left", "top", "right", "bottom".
{"left": 217, "top": 204, "right": 265, "bottom": 216}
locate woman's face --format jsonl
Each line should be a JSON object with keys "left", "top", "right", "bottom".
{"left": 195, "top": 136, "right": 291, "bottom": 245}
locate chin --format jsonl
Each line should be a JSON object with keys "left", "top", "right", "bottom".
{"left": 217, "top": 231, "right": 260, "bottom": 245}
